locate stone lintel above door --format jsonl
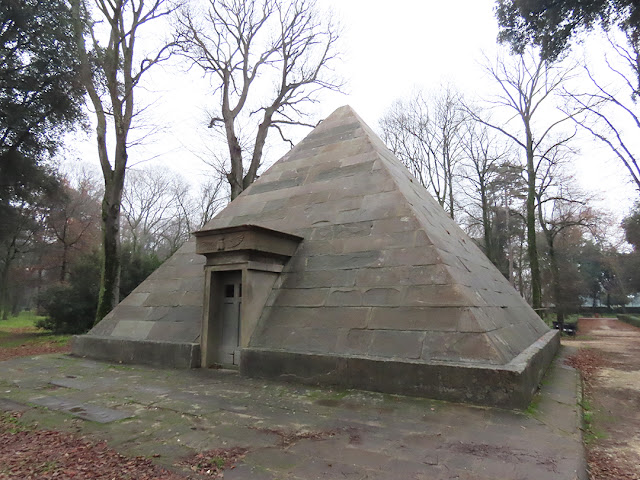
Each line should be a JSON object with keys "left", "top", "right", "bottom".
{"left": 194, "top": 224, "right": 303, "bottom": 265}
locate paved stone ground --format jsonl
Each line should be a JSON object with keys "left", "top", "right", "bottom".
{"left": 0, "top": 350, "right": 585, "bottom": 480}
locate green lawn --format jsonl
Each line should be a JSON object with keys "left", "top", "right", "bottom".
{"left": 0, "top": 311, "right": 70, "bottom": 350}
{"left": 0, "top": 310, "right": 45, "bottom": 329}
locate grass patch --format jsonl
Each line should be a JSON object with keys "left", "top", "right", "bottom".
{"left": 0, "top": 311, "right": 45, "bottom": 330}
{"left": 0, "top": 334, "right": 71, "bottom": 349}
{"left": 0, "top": 311, "right": 71, "bottom": 353}
{"left": 525, "top": 393, "right": 542, "bottom": 417}
{"left": 0, "top": 412, "right": 30, "bottom": 434}
{"left": 205, "top": 456, "right": 225, "bottom": 469}
{"left": 579, "top": 398, "right": 607, "bottom": 444}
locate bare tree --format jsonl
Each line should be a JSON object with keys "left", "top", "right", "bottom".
{"left": 458, "top": 116, "right": 511, "bottom": 266}
{"left": 47, "top": 174, "right": 102, "bottom": 282}
{"left": 468, "top": 49, "right": 576, "bottom": 311}
{"left": 488, "top": 161, "right": 527, "bottom": 286}
{"left": 122, "top": 167, "right": 226, "bottom": 258}
{"left": 175, "top": 0, "right": 342, "bottom": 200}
{"left": 173, "top": 176, "right": 227, "bottom": 232}
{"left": 379, "top": 86, "right": 465, "bottom": 219}
{"left": 121, "top": 168, "right": 175, "bottom": 255}
{"left": 379, "top": 96, "right": 437, "bottom": 196}
{"left": 71, "top": 0, "right": 176, "bottom": 321}
{"left": 565, "top": 33, "right": 640, "bottom": 194}
{"left": 535, "top": 144, "right": 594, "bottom": 325}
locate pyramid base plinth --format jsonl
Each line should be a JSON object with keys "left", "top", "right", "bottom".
{"left": 241, "top": 330, "right": 559, "bottom": 409}
{"left": 72, "top": 335, "right": 201, "bottom": 369}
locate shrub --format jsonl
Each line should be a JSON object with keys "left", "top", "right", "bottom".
{"left": 617, "top": 314, "right": 640, "bottom": 329}
{"left": 38, "top": 247, "right": 164, "bottom": 334}
{"left": 37, "top": 251, "right": 101, "bottom": 334}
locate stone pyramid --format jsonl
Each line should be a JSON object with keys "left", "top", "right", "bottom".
{"left": 73, "top": 106, "right": 558, "bottom": 408}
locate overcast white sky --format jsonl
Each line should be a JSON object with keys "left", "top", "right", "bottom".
{"left": 65, "top": 0, "right": 638, "bottom": 224}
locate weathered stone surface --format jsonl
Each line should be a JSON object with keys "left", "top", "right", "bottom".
{"left": 281, "top": 270, "right": 357, "bottom": 289}
{"left": 325, "top": 288, "right": 363, "bottom": 307}
{"left": 73, "top": 105, "right": 556, "bottom": 408}
{"left": 30, "top": 395, "right": 133, "bottom": 423}
{"left": 306, "top": 252, "right": 381, "bottom": 271}
{"left": 355, "top": 265, "right": 451, "bottom": 287}
{"left": 0, "top": 397, "right": 28, "bottom": 412}
{"left": 369, "top": 307, "right": 463, "bottom": 331}
{"left": 72, "top": 335, "right": 200, "bottom": 369}
{"left": 241, "top": 330, "right": 560, "bottom": 409}
{"left": 361, "top": 287, "right": 403, "bottom": 306}
{"left": 119, "top": 292, "right": 150, "bottom": 307}
{"left": 369, "top": 330, "right": 425, "bottom": 359}
{"left": 338, "top": 329, "right": 373, "bottom": 355}
{"left": 110, "top": 320, "right": 154, "bottom": 339}
{"left": 404, "top": 284, "right": 482, "bottom": 307}
{"left": 271, "top": 288, "right": 329, "bottom": 307}
{"left": 261, "top": 306, "right": 369, "bottom": 329}
{"left": 310, "top": 160, "right": 374, "bottom": 182}
{"left": 147, "top": 321, "right": 200, "bottom": 343}
{"left": 379, "top": 247, "right": 442, "bottom": 267}
{"left": 246, "top": 177, "right": 303, "bottom": 195}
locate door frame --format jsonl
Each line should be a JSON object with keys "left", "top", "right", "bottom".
{"left": 201, "top": 265, "right": 246, "bottom": 368}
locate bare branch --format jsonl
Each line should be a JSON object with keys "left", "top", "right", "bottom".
{"left": 175, "top": 0, "right": 343, "bottom": 199}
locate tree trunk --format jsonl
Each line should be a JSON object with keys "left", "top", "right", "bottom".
{"left": 95, "top": 142, "right": 126, "bottom": 323}
{"left": 447, "top": 153, "right": 455, "bottom": 220}
{"left": 227, "top": 137, "right": 244, "bottom": 201}
{"left": 60, "top": 243, "right": 69, "bottom": 282}
{"left": 518, "top": 228, "right": 525, "bottom": 295}
{"left": 244, "top": 109, "right": 275, "bottom": 191}
{"left": 547, "top": 236, "right": 564, "bottom": 327}
{"left": 222, "top": 87, "right": 245, "bottom": 201}
{"left": 505, "top": 191, "right": 514, "bottom": 286}
{"left": 0, "top": 261, "right": 9, "bottom": 320}
{"left": 37, "top": 267, "right": 43, "bottom": 311}
{"left": 526, "top": 133, "right": 542, "bottom": 311}
{"left": 480, "top": 184, "right": 493, "bottom": 263}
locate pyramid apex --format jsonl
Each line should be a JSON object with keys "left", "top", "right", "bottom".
{"left": 316, "top": 105, "right": 366, "bottom": 127}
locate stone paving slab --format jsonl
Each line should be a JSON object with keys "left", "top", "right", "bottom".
{"left": 29, "top": 394, "right": 134, "bottom": 423}
{"left": 50, "top": 376, "right": 98, "bottom": 390}
{"left": 0, "top": 397, "right": 28, "bottom": 412}
{"left": 0, "top": 350, "right": 586, "bottom": 479}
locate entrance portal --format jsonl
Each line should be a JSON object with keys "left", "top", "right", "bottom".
{"left": 194, "top": 225, "right": 303, "bottom": 370}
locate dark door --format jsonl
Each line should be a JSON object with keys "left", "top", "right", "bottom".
{"left": 218, "top": 271, "right": 242, "bottom": 365}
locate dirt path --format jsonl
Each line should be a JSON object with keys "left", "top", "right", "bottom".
{"left": 566, "top": 317, "right": 640, "bottom": 480}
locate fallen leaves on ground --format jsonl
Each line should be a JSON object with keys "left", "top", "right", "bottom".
{"left": 588, "top": 449, "right": 640, "bottom": 480}
{"left": 177, "top": 447, "right": 248, "bottom": 477}
{"left": 0, "top": 413, "right": 188, "bottom": 480}
{"left": 250, "top": 426, "right": 337, "bottom": 447}
{"left": 565, "top": 348, "right": 604, "bottom": 383}
{"left": 0, "top": 341, "right": 71, "bottom": 361}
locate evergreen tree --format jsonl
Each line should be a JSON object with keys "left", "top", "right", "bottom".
{"left": 0, "top": 0, "right": 85, "bottom": 240}
{"left": 496, "top": 0, "right": 639, "bottom": 62}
